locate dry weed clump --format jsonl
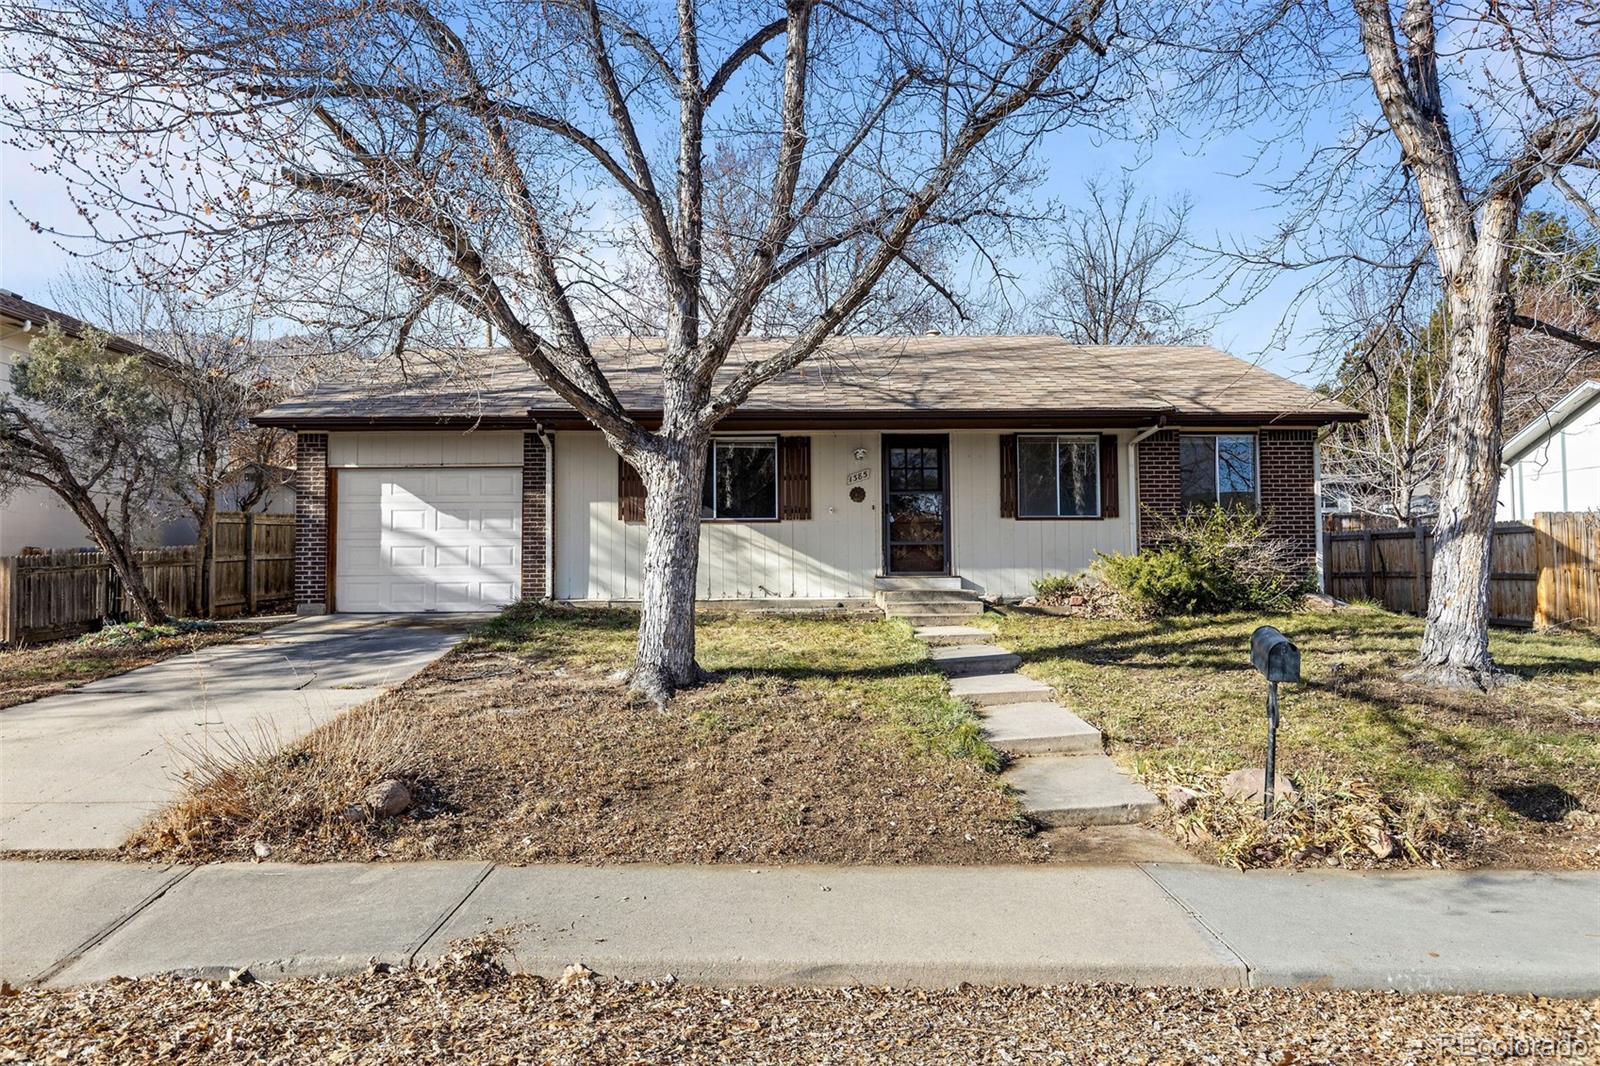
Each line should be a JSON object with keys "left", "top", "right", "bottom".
{"left": 126, "top": 695, "right": 432, "bottom": 861}
{"left": 1147, "top": 765, "right": 1471, "bottom": 869}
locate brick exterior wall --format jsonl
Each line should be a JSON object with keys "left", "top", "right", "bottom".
{"left": 521, "top": 433, "right": 550, "bottom": 600}
{"left": 294, "top": 432, "right": 329, "bottom": 614}
{"left": 1259, "top": 429, "right": 1318, "bottom": 573}
{"left": 1135, "top": 430, "right": 1182, "bottom": 549}
{"left": 1136, "top": 428, "right": 1318, "bottom": 575}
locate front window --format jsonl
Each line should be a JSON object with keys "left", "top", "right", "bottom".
{"left": 702, "top": 437, "right": 778, "bottom": 520}
{"left": 1017, "top": 435, "right": 1100, "bottom": 517}
{"left": 1179, "top": 434, "right": 1258, "bottom": 511}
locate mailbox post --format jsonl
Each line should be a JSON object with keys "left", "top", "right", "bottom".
{"left": 1249, "top": 625, "right": 1301, "bottom": 818}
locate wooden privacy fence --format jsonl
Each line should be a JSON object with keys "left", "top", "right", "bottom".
{"left": 0, "top": 512, "right": 294, "bottom": 644}
{"left": 1323, "top": 512, "right": 1599, "bottom": 629}
{"left": 209, "top": 513, "right": 294, "bottom": 618}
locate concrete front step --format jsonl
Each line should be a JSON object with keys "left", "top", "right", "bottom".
{"left": 883, "top": 598, "right": 983, "bottom": 616}
{"left": 928, "top": 645, "right": 1021, "bottom": 677}
{"left": 980, "top": 702, "right": 1103, "bottom": 755}
{"left": 878, "top": 588, "right": 981, "bottom": 605}
{"left": 896, "top": 612, "right": 989, "bottom": 628}
{"left": 873, "top": 576, "right": 966, "bottom": 591}
{"left": 913, "top": 625, "right": 994, "bottom": 646}
{"left": 1003, "top": 754, "right": 1161, "bottom": 827}
{"left": 948, "top": 672, "right": 1055, "bottom": 707}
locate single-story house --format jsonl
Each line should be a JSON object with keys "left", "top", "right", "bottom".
{"left": 253, "top": 336, "right": 1361, "bottom": 614}
{"left": 1497, "top": 378, "right": 1600, "bottom": 521}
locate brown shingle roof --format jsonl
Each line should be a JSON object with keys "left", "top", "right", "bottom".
{"left": 0, "top": 290, "right": 166, "bottom": 362}
{"left": 255, "top": 335, "right": 1360, "bottom": 429}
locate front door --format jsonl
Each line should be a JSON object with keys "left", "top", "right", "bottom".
{"left": 882, "top": 435, "right": 950, "bottom": 575}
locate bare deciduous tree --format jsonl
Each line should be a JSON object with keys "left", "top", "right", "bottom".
{"left": 1353, "top": 0, "right": 1599, "bottom": 687}
{"left": 1031, "top": 176, "right": 1210, "bottom": 345}
{"left": 2, "top": 0, "right": 1165, "bottom": 699}
{"left": 1320, "top": 297, "right": 1448, "bottom": 524}
{"left": 1193, "top": 0, "right": 1599, "bottom": 689}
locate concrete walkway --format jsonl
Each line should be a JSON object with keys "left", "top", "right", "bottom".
{"left": 3, "top": 860, "right": 1595, "bottom": 996}
{"left": 0, "top": 615, "right": 471, "bottom": 851}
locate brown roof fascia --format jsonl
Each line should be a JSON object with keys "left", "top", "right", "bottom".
{"left": 254, "top": 405, "right": 1362, "bottom": 432}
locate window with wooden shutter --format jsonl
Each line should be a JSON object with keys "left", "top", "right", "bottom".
{"left": 618, "top": 456, "right": 645, "bottom": 523}
{"left": 1099, "top": 434, "right": 1120, "bottom": 518}
{"left": 778, "top": 435, "right": 811, "bottom": 520}
{"left": 999, "top": 434, "right": 1017, "bottom": 517}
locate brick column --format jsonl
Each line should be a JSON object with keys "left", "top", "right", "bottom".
{"left": 521, "top": 433, "right": 550, "bottom": 600}
{"left": 294, "top": 432, "right": 329, "bottom": 614}
{"left": 1260, "top": 429, "right": 1318, "bottom": 576}
{"left": 1135, "top": 430, "right": 1181, "bottom": 548}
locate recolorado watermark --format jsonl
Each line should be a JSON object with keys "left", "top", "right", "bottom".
{"left": 1435, "top": 1031, "right": 1590, "bottom": 1059}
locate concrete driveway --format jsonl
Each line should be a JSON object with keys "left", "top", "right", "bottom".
{"left": 0, "top": 614, "right": 474, "bottom": 852}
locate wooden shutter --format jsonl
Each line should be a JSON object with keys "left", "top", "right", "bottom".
{"left": 1099, "top": 434, "right": 1120, "bottom": 518}
{"left": 999, "top": 434, "right": 1018, "bottom": 518}
{"left": 778, "top": 435, "right": 811, "bottom": 520}
{"left": 618, "top": 456, "right": 645, "bottom": 523}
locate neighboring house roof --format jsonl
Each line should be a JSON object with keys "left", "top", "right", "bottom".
{"left": 1502, "top": 378, "right": 1600, "bottom": 466}
{"left": 0, "top": 289, "right": 170, "bottom": 363}
{"left": 257, "top": 336, "right": 1360, "bottom": 430}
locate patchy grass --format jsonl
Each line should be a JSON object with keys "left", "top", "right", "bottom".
{"left": 0, "top": 618, "right": 281, "bottom": 710}
{"left": 995, "top": 605, "right": 1600, "bottom": 869}
{"left": 129, "top": 605, "right": 1043, "bottom": 865}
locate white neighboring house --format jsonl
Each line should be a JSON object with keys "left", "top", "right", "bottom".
{"left": 1497, "top": 378, "right": 1600, "bottom": 521}
{"left": 0, "top": 289, "right": 294, "bottom": 553}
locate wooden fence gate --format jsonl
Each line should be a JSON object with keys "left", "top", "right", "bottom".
{"left": 1322, "top": 511, "right": 1599, "bottom": 629}
{"left": 208, "top": 513, "right": 295, "bottom": 618}
{"left": 0, "top": 512, "right": 295, "bottom": 644}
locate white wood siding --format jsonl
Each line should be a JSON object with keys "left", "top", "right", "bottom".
{"left": 947, "top": 430, "right": 1134, "bottom": 597}
{"left": 554, "top": 431, "right": 880, "bottom": 601}
{"left": 328, "top": 430, "right": 521, "bottom": 468}
{"left": 1498, "top": 395, "right": 1600, "bottom": 520}
{"left": 554, "top": 429, "right": 1137, "bottom": 601}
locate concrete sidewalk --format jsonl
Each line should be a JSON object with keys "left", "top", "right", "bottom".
{"left": 4, "top": 860, "right": 1596, "bottom": 996}
{"left": 0, "top": 615, "right": 471, "bottom": 851}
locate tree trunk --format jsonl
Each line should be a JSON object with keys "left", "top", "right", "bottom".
{"left": 630, "top": 439, "right": 708, "bottom": 704}
{"left": 71, "top": 497, "right": 169, "bottom": 625}
{"left": 1414, "top": 205, "right": 1517, "bottom": 689}
{"left": 194, "top": 490, "right": 217, "bottom": 617}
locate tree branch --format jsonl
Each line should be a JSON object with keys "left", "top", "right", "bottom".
{"left": 703, "top": 17, "right": 787, "bottom": 104}
{"left": 1511, "top": 313, "right": 1600, "bottom": 353}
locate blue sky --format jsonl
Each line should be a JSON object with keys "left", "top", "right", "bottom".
{"left": 0, "top": 64, "right": 1348, "bottom": 388}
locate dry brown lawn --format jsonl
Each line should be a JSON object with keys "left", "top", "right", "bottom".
{"left": 0, "top": 619, "right": 281, "bottom": 711}
{"left": 128, "top": 605, "right": 1048, "bottom": 865}
{"left": 995, "top": 606, "right": 1600, "bottom": 869}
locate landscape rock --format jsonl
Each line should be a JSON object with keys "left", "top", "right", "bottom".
{"left": 1364, "top": 826, "right": 1398, "bottom": 860}
{"left": 1221, "top": 768, "right": 1298, "bottom": 805}
{"left": 364, "top": 779, "right": 414, "bottom": 818}
{"left": 558, "top": 963, "right": 596, "bottom": 988}
{"left": 1164, "top": 785, "right": 1202, "bottom": 813}
{"left": 1301, "top": 592, "right": 1345, "bottom": 611}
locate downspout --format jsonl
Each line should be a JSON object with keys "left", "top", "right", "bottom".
{"left": 1314, "top": 424, "right": 1332, "bottom": 592}
{"left": 535, "top": 423, "right": 555, "bottom": 600}
{"left": 1127, "top": 419, "right": 1168, "bottom": 553}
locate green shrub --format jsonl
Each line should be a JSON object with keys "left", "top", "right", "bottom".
{"left": 76, "top": 619, "right": 216, "bottom": 648}
{"left": 1031, "top": 572, "right": 1082, "bottom": 600}
{"left": 1092, "top": 508, "right": 1311, "bottom": 616}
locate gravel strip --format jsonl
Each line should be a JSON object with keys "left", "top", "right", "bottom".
{"left": 3, "top": 945, "right": 1595, "bottom": 1064}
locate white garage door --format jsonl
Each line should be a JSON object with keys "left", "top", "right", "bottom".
{"left": 336, "top": 467, "right": 521, "bottom": 612}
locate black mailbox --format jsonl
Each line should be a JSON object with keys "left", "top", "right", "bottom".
{"left": 1250, "top": 626, "right": 1301, "bottom": 683}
